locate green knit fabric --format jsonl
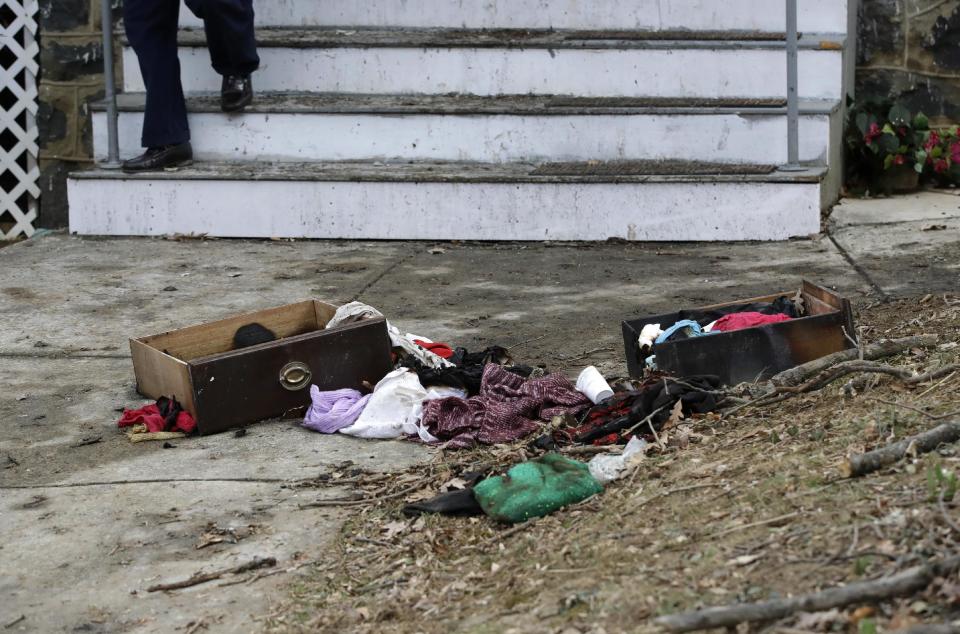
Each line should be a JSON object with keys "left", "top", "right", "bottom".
{"left": 473, "top": 453, "right": 604, "bottom": 524}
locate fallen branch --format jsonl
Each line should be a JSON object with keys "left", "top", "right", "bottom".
{"left": 728, "top": 361, "right": 960, "bottom": 417}
{"left": 771, "top": 335, "right": 939, "bottom": 387}
{"left": 842, "top": 420, "right": 960, "bottom": 478}
{"left": 654, "top": 554, "right": 960, "bottom": 632}
{"left": 146, "top": 556, "right": 276, "bottom": 592}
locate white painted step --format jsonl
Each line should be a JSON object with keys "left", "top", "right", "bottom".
{"left": 178, "top": 0, "right": 853, "bottom": 34}
{"left": 121, "top": 30, "right": 846, "bottom": 100}
{"left": 67, "top": 161, "right": 825, "bottom": 241}
{"left": 94, "top": 94, "right": 841, "bottom": 165}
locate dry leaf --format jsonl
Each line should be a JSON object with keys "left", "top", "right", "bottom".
{"left": 726, "top": 554, "right": 762, "bottom": 567}
{"left": 382, "top": 521, "right": 408, "bottom": 539}
{"left": 404, "top": 488, "right": 436, "bottom": 503}
{"left": 441, "top": 477, "right": 468, "bottom": 492}
{"left": 848, "top": 606, "right": 876, "bottom": 625}
{"left": 794, "top": 609, "right": 843, "bottom": 631}
{"left": 661, "top": 400, "right": 685, "bottom": 432}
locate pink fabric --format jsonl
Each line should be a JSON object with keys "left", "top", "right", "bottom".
{"left": 421, "top": 364, "right": 591, "bottom": 449}
{"left": 303, "top": 387, "right": 371, "bottom": 434}
{"left": 712, "top": 311, "right": 792, "bottom": 332}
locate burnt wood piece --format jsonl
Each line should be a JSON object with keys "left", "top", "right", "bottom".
{"left": 188, "top": 318, "right": 392, "bottom": 435}
{"left": 622, "top": 280, "right": 856, "bottom": 386}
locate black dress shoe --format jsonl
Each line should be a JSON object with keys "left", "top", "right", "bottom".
{"left": 121, "top": 143, "right": 193, "bottom": 172}
{"left": 221, "top": 75, "right": 253, "bottom": 112}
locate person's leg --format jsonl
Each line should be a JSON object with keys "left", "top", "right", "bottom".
{"left": 185, "top": 0, "right": 259, "bottom": 77}
{"left": 122, "top": 0, "right": 190, "bottom": 148}
{"left": 185, "top": 0, "right": 259, "bottom": 111}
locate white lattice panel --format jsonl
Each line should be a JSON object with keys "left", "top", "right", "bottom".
{"left": 0, "top": 0, "right": 39, "bottom": 239}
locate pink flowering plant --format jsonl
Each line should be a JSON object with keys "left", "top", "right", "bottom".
{"left": 844, "top": 99, "right": 956, "bottom": 193}
{"left": 916, "top": 125, "right": 960, "bottom": 184}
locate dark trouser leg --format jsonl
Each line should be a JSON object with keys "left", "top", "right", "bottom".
{"left": 184, "top": 0, "right": 260, "bottom": 77}
{"left": 123, "top": 0, "right": 189, "bottom": 148}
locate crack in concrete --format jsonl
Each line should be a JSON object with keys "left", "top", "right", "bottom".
{"left": 349, "top": 251, "right": 419, "bottom": 302}
{"left": 826, "top": 227, "right": 892, "bottom": 302}
{"left": 0, "top": 352, "right": 130, "bottom": 360}
{"left": 2, "top": 477, "right": 296, "bottom": 490}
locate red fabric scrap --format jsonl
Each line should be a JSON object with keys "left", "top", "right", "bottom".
{"left": 118, "top": 399, "right": 196, "bottom": 434}
{"left": 712, "top": 312, "right": 792, "bottom": 333}
{"left": 414, "top": 339, "right": 454, "bottom": 359}
{"left": 421, "top": 364, "right": 591, "bottom": 449}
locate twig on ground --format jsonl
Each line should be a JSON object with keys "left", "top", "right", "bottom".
{"left": 483, "top": 520, "right": 538, "bottom": 546}
{"left": 505, "top": 334, "right": 547, "bottom": 350}
{"left": 216, "top": 558, "right": 318, "bottom": 588}
{"left": 298, "top": 482, "right": 423, "bottom": 509}
{"left": 184, "top": 619, "right": 207, "bottom": 634}
{"left": 654, "top": 554, "right": 960, "bottom": 632}
{"left": 771, "top": 335, "right": 939, "bottom": 386}
{"left": 841, "top": 326, "right": 864, "bottom": 361}
{"left": 869, "top": 398, "right": 960, "bottom": 421}
{"left": 623, "top": 483, "right": 724, "bottom": 517}
{"left": 560, "top": 445, "right": 619, "bottom": 456}
{"left": 621, "top": 406, "right": 666, "bottom": 446}
{"left": 842, "top": 420, "right": 960, "bottom": 478}
{"left": 708, "top": 512, "right": 801, "bottom": 539}
{"left": 559, "top": 346, "right": 612, "bottom": 363}
{"left": 70, "top": 435, "right": 102, "bottom": 448}
{"left": 147, "top": 557, "right": 277, "bottom": 592}
{"left": 3, "top": 615, "right": 25, "bottom": 629}
{"left": 916, "top": 370, "right": 957, "bottom": 399}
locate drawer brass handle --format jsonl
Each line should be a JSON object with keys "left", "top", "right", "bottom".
{"left": 279, "top": 361, "right": 312, "bottom": 391}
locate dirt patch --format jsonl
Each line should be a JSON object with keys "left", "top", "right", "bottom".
{"left": 263, "top": 296, "right": 960, "bottom": 633}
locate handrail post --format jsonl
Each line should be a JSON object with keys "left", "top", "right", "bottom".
{"left": 784, "top": 0, "right": 803, "bottom": 171}
{"left": 100, "top": 0, "right": 121, "bottom": 169}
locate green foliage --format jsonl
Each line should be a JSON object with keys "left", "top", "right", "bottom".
{"left": 853, "top": 556, "right": 871, "bottom": 576}
{"left": 926, "top": 463, "right": 958, "bottom": 502}
{"left": 844, "top": 97, "right": 959, "bottom": 195}
{"left": 859, "top": 618, "right": 878, "bottom": 634}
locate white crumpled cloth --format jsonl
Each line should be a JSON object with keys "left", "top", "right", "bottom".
{"left": 326, "top": 301, "right": 452, "bottom": 370}
{"left": 338, "top": 368, "right": 466, "bottom": 441}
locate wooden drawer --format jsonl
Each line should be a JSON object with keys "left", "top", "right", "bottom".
{"left": 622, "top": 280, "right": 857, "bottom": 386}
{"left": 130, "top": 300, "right": 392, "bottom": 434}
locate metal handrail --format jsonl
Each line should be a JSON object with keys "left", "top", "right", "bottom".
{"left": 95, "top": 1, "right": 805, "bottom": 172}
{"left": 100, "top": 0, "right": 121, "bottom": 168}
{"left": 784, "top": 0, "right": 802, "bottom": 171}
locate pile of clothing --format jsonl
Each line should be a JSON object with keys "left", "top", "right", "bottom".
{"left": 640, "top": 295, "right": 802, "bottom": 369}
{"left": 300, "top": 302, "right": 726, "bottom": 458}
{"left": 304, "top": 302, "right": 591, "bottom": 447}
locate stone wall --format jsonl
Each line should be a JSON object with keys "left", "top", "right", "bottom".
{"left": 37, "top": 0, "right": 119, "bottom": 228}
{"left": 858, "top": 0, "right": 960, "bottom": 123}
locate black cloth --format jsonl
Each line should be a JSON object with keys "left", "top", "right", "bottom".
{"left": 123, "top": 0, "right": 259, "bottom": 147}
{"left": 401, "top": 346, "right": 530, "bottom": 397}
{"left": 402, "top": 489, "right": 484, "bottom": 517}
{"left": 233, "top": 323, "right": 277, "bottom": 349}
{"left": 401, "top": 471, "right": 487, "bottom": 517}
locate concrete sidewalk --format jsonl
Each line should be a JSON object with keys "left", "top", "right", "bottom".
{"left": 1, "top": 193, "right": 957, "bottom": 633}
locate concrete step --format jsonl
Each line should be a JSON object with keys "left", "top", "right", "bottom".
{"left": 67, "top": 160, "right": 826, "bottom": 241}
{"left": 178, "top": 0, "right": 853, "bottom": 34}
{"left": 94, "top": 93, "right": 841, "bottom": 165}
{"left": 121, "top": 28, "right": 847, "bottom": 99}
